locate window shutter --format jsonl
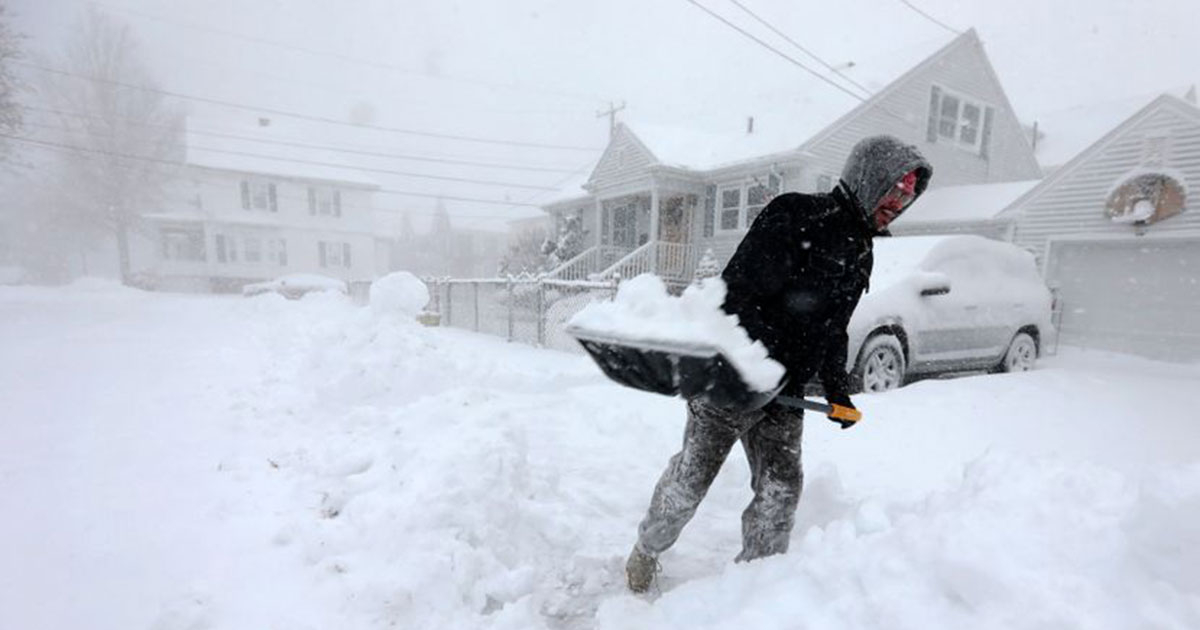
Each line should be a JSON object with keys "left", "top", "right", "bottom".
{"left": 703, "top": 185, "right": 716, "bottom": 237}
{"left": 333, "top": 190, "right": 342, "bottom": 217}
{"left": 215, "top": 235, "right": 227, "bottom": 263}
{"left": 278, "top": 239, "right": 288, "bottom": 266}
{"left": 307, "top": 187, "right": 316, "bottom": 215}
{"left": 318, "top": 241, "right": 327, "bottom": 267}
{"left": 926, "top": 86, "right": 942, "bottom": 143}
{"left": 240, "top": 181, "right": 250, "bottom": 210}
{"left": 268, "top": 184, "right": 278, "bottom": 212}
{"left": 343, "top": 243, "right": 352, "bottom": 267}
{"left": 980, "top": 106, "right": 995, "bottom": 160}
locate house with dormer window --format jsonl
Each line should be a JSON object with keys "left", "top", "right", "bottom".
{"left": 539, "top": 29, "right": 1041, "bottom": 287}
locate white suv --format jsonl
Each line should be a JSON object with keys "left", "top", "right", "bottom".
{"left": 842, "top": 235, "right": 1055, "bottom": 392}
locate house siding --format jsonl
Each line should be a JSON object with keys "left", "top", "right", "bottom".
{"left": 1010, "top": 102, "right": 1200, "bottom": 267}
{"left": 134, "top": 168, "right": 380, "bottom": 288}
{"left": 802, "top": 33, "right": 1041, "bottom": 191}
{"left": 588, "top": 126, "right": 657, "bottom": 190}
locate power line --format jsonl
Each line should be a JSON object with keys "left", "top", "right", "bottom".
{"left": 722, "top": 0, "right": 872, "bottom": 98}
{"left": 23, "top": 104, "right": 580, "bottom": 174}
{"left": 896, "top": 0, "right": 961, "bottom": 35}
{"left": 680, "top": 0, "right": 866, "bottom": 103}
{"left": 3, "top": 132, "right": 548, "bottom": 209}
{"left": 82, "top": 0, "right": 612, "bottom": 106}
{"left": 16, "top": 60, "right": 604, "bottom": 152}
{"left": 18, "top": 118, "right": 561, "bottom": 191}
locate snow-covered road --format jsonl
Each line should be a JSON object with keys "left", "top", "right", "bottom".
{"left": 2, "top": 282, "right": 1197, "bottom": 629}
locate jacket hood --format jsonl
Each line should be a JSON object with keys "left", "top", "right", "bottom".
{"left": 839, "top": 135, "right": 932, "bottom": 228}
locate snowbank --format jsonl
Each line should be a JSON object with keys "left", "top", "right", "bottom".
{"left": 568, "top": 274, "right": 785, "bottom": 392}
{"left": 3, "top": 286, "right": 1197, "bottom": 630}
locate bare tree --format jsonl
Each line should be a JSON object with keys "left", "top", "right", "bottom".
{"left": 43, "top": 8, "right": 182, "bottom": 284}
{"left": 0, "top": 2, "right": 22, "bottom": 159}
{"left": 499, "top": 225, "right": 550, "bottom": 275}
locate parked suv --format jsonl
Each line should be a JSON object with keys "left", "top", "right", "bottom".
{"left": 839, "top": 235, "right": 1055, "bottom": 392}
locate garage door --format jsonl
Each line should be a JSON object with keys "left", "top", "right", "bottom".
{"left": 1047, "top": 239, "right": 1200, "bottom": 361}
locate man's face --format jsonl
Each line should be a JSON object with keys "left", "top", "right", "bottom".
{"left": 873, "top": 170, "right": 919, "bottom": 230}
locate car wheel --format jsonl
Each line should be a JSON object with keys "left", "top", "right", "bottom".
{"left": 856, "top": 334, "right": 906, "bottom": 392}
{"left": 1000, "top": 332, "right": 1037, "bottom": 373}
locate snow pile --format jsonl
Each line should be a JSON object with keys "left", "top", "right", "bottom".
{"left": 369, "top": 271, "right": 429, "bottom": 318}
{"left": 4, "top": 286, "right": 1198, "bottom": 630}
{"left": 568, "top": 274, "right": 785, "bottom": 392}
{"left": 596, "top": 455, "right": 1200, "bottom": 630}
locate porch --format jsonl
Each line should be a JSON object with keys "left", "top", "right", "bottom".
{"left": 545, "top": 190, "right": 703, "bottom": 286}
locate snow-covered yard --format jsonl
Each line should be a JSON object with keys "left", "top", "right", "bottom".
{"left": 1, "top": 282, "right": 1197, "bottom": 630}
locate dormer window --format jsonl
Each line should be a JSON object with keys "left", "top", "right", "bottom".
{"left": 927, "top": 85, "right": 993, "bottom": 156}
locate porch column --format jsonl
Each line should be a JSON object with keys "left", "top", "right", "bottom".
{"left": 594, "top": 196, "right": 604, "bottom": 247}
{"left": 649, "top": 186, "right": 660, "bottom": 242}
{"left": 649, "top": 185, "right": 660, "bottom": 275}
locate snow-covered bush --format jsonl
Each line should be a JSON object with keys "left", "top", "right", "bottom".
{"left": 369, "top": 271, "right": 429, "bottom": 319}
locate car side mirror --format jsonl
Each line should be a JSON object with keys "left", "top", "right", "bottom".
{"left": 916, "top": 272, "right": 951, "bottom": 297}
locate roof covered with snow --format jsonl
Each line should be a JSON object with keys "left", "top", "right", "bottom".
{"left": 892, "top": 179, "right": 1040, "bottom": 225}
{"left": 1028, "top": 87, "right": 1196, "bottom": 170}
{"left": 622, "top": 34, "right": 956, "bottom": 171}
{"left": 183, "top": 123, "right": 380, "bottom": 188}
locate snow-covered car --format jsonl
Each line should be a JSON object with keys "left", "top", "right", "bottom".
{"left": 839, "top": 235, "right": 1055, "bottom": 392}
{"left": 242, "top": 273, "right": 348, "bottom": 300}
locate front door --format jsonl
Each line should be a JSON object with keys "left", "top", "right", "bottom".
{"left": 612, "top": 203, "right": 637, "bottom": 248}
{"left": 658, "top": 194, "right": 696, "bottom": 244}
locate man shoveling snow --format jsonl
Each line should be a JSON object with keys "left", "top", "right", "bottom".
{"left": 615, "top": 135, "right": 932, "bottom": 593}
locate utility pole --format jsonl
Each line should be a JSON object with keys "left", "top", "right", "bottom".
{"left": 597, "top": 101, "right": 626, "bottom": 138}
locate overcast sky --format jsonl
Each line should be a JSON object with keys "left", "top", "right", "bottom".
{"left": 9, "top": 0, "right": 1199, "bottom": 232}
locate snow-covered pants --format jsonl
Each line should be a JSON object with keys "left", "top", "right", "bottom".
{"left": 635, "top": 398, "right": 804, "bottom": 562}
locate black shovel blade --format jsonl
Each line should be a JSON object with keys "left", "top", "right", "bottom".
{"left": 568, "top": 326, "right": 780, "bottom": 413}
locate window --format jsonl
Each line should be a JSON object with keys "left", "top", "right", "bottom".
{"left": 745, "top": 181, "right": 771, "bottom": 226}
{"left": 718, "top": 187, "right": 741, "bottom": 231}
{"left": 240, "top": 180, "right": 278, "bottom": 212}
{"left": 716, "top": 174, "right": 781, "bottom": 232}
{"left": 215, "top": 234, "right": 227, "bottom": 263}
{"left": 161, "top": 227, "right": 206, "bottom": 262}
{"left": 927, "top": 85, "right": 992, "bottom": 155}
{"left": 319, "top": 241, "right": 352, "bottom": 268}
{"left": 308, "top": 187, "right": 342, "bottom": 217}
{"left": 244, "top": 237, "right": 262, "bottom": 263}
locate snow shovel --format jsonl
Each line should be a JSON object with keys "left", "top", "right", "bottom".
{"left": 567, "top": 327, "right": 863, "bottom": 428}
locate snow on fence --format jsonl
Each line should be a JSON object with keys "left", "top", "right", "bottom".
{"left": 425, "top": 276, "right": 619, "bottom": 352}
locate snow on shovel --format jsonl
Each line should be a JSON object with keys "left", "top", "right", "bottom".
{"left": 565, "top": 275, "right": 863, "bottom": 428}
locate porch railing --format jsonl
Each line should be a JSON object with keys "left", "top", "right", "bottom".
{"left": 596, "top": 240, "right": 697, "bottom": 284}
{"left": 542, "top": 245, "right": 630, "bottom": 281}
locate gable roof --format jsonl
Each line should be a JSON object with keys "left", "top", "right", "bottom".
{"left": 620, "top": 32, "right": 958, "bottom": 172}
{"left": 892, "top": 179, "right": 1040, "bottom": 226}
{"left": 1026, "top": 87, "right": 1198, "bottom": 170}
{"left": 998, "top": 93, "right": 1200, "bottom": 219}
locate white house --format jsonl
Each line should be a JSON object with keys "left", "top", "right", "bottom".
{"left": 998, "top": 94, "right": 1200, "bottom": 361}
{"left": 537, "top": 29, "right": 1041, "bottom": 287}
{"left": 129, "top": 125, "right": 382, "bottom": 292}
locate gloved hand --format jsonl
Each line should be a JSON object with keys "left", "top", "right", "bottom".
{"left": 824, "top": 392, "right": 859, "bottom": 430}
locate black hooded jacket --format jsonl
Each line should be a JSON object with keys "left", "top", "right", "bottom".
{"left": 721, "top": 136, "right": 931, "bottom": 397}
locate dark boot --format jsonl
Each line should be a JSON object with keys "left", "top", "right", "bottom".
{"left": 625, "top": 546, "right": 659, "bottom": 593}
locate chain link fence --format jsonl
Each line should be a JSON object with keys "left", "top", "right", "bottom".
{"left": 426, "top": 276, "right": 618, "bottom": 353}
